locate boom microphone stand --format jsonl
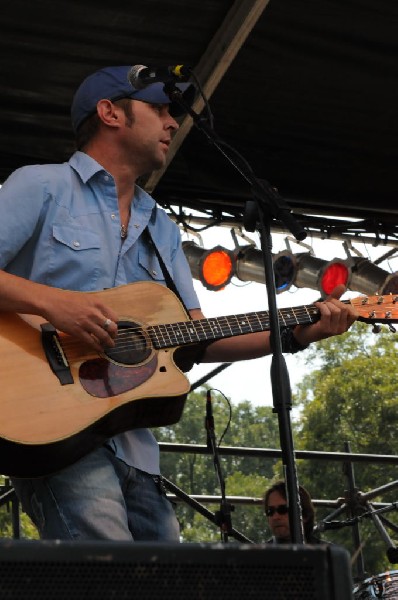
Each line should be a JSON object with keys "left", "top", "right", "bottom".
{"left": 205, "top": 390, "right": 234, "bottom": 542}
{"left": 161, "top": 476, "right": 253, "bottom": 543}
{"left": 165, "top": 79, "right": 307, "bottom": 543}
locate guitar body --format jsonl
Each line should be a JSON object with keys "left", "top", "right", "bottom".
{"left": 0, "top": 282, "right": 191, "bottom": 478}
{"left": 2, "top": 283, "right": 395, "bottom": 478}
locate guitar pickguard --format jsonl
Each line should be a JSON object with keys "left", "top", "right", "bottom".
{"left": 79, "top": 354, "right": 158, "bottom": 398}
{"left": 79, "top": 319, "right": 158, "bottom": 398}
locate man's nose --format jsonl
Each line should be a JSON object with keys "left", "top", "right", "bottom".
{"left": 168, "top": 116, "right": 179, "bottom": 131}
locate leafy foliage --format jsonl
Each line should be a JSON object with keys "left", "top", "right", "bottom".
{"left": 0, "top": 477, "right": 38, "bottom": 539}
{"left": 156, "top": 389, "right": 282, "bottom": 543}
{"left": 294, "top": 322, "right": 398, "bottom": 577}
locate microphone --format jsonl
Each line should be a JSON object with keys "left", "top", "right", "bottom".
{"left": 205, "top": 390, "right": 214, "bottom": 450}
{"left": 128, "top": 64, "right": 192, "bottom": 90}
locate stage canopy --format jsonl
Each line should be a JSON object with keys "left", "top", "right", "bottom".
{"left": 1, "top": 0, "right": 398, "bottom": 242}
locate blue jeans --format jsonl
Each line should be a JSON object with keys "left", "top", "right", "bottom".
{"left": 11, "top": 446, "right": 180, "bottom": 541}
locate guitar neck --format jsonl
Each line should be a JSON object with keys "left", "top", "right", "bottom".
{"left": 148, "top": 301, "right": 331, "bottom": 350}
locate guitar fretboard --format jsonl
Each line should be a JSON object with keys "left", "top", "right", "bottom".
{"left": 148, "top": 303, "right": 321, "bottom": 350}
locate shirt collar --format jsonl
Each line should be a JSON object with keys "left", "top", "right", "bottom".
{"left": 69, "top": 150, "right": 105, "bottom": 183}
{"left": 68, "top": 150, "right": 156, "bottom": 213}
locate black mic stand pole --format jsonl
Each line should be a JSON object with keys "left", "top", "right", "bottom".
{"left": 342, "top": 440, "right": 366, "bottom": 582}
{"left": 255, "top": 208, "right": 305, "bottom": 544}
{"left": 205, "top": 390, "right": 234, "bottom": 542}
{"left": 166, "top": 82, "right": 306, "bottom": 543}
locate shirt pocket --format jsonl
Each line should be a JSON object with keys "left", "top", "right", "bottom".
{"left": 52, "top": 224, "right": 101, "bottom": 251}
{"left": 47, "top": 224, "right": 102, "bottom": 290}
{"left": 137, "top": 246, "right": 172, "bottom": 282}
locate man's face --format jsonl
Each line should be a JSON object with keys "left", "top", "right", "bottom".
{"left": 266, "top": 490, "right": 291, "bottom": 541}
{"left": 121, "top": 99, "right": 179, "bottom": 175}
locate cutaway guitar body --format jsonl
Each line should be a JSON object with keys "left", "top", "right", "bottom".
{"left": 0, "top": 282, "right": 191, "bottom": 477}
{"left": 1, "top": 282, "right": 396, "bottom": 477}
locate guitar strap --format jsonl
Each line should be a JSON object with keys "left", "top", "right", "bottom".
{"left": 145, "top": 226, "right": 191, "bottom": 319}
{"left": 145, "top": 227, "right": 210, "bottom": 371}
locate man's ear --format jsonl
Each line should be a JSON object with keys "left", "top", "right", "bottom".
{"left": 96, "top": 99, "right": 120, "bottom": 128}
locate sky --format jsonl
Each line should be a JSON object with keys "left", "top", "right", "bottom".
{"left": 180, "top": 222, "right": 398, "bottom": 409}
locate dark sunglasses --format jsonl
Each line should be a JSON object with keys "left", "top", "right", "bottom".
{"left": 265, "top": 504, "right": 289, "bottom": 517}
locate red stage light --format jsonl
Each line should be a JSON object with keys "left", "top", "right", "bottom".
{"left": 320, "top": 262, "right": 349, "bottom": 295}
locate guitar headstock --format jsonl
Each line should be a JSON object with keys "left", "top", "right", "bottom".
{"left": 350, "top": 294, "right": 398, "bottom": 324}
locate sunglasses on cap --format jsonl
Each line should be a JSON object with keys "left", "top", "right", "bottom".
{"left": 265, "top": 504, "right": 289, "bottom": 517}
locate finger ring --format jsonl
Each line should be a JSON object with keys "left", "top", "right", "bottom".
{"left": 103, "top": 318, "right": 112, "bottom": 330}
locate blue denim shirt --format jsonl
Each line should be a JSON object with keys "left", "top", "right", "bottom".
{"left": 0, "top": 151, "right": 200, "bottom": 474}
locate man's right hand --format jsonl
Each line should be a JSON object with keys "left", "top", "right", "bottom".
{"left": 42, "top": 288, "right": 119, "bottom": 352}
{"left": 0, "top": 271, "right": 118, "bottom": 352}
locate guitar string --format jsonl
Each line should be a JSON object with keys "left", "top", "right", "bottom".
{"left": 60, "top": 305, "right": 320, "bottom": 349}
{"left": 58, "top": 297, "right": 395, "bottom": 357}
{"left": 60, "top": 301, "right": 375, "bottom": 355}
{"left": 58, "top": 305, "right": 322, "bottom": 356}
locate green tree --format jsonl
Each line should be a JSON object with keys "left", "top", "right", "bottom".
{"left": 156, "top": 387, "right": 282, "bottom": 543}
{"left": 0, "top": 476, "right": 38, "bottom": 539}
{"left": 293, "top": 322, "right": 398, "bottom": 577}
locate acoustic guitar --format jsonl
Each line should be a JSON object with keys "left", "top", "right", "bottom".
{"left": 1, "top": 281, "right": 395, "bottom": 477}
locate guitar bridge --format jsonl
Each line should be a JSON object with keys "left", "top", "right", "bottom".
{"left": 41, "top": 323, "right": 73, "bottom": 385}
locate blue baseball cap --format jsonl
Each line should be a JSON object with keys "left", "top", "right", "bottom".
{"left": 71, "top": 65, "right": 194, "bottom": 133}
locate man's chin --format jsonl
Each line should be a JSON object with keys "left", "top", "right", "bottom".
{"left": 142, "top": 158, "right": 166, "bottom": 176}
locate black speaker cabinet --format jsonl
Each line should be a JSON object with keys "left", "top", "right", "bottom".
{"left": 0, "top": 540, "right": 353, "bottom": 599}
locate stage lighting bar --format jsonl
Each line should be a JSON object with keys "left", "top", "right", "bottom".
{"left": 182, "top": 241, "right": 398, "bottom": 295}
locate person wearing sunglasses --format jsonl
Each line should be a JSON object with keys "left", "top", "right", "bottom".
{"left": 263, "top": 480, "right": 323, "bottom": 544}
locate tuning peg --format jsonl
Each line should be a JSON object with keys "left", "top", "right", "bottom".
{"left": 372, "top": 324, "right": 382, "bottom": 334}
{"left": 389, "top": 324, "right": 397, "bottom": 333}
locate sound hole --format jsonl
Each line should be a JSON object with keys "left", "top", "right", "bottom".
{"left": 105, "top": 320, "right": 152, "bottom": 366}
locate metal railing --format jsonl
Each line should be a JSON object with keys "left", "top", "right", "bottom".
{"left": 2, "top": 441, "right": 398, "bottom": 571}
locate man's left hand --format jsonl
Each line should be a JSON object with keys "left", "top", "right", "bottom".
{"left": 292, "top": 284, "right": 358, "bottom": 347}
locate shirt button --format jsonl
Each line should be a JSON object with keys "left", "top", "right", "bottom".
{"left": 104, "top": 175, "right": 110, "bottom": 182}
{"left": 111, "top": 214, "right": 116, "bottom": 220}
{"left": 152, "top": 270, "right": 157, "bottom": 276}
{"left": 134, "top": 223, "right": 139, "bottom": 228}
{"left": 73, "top": 241, "right": 80, "bottom": 248}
